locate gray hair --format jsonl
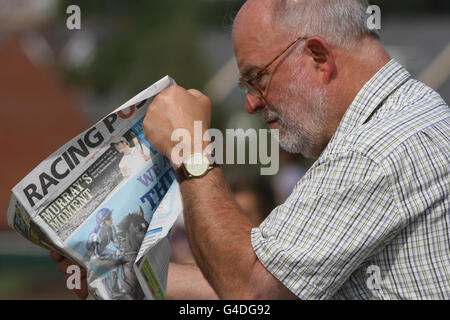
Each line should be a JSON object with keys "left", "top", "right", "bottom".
{"left": 271, "top": 0, "right": 379, "bottom": 49}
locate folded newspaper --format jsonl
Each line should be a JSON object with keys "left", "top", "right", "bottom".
{"left": 6, "top": 76, "right": 183, "bottom": 300}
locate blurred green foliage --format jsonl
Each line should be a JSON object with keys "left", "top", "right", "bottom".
{"left": 56, "top": 0, "right": 448, "bottom": 98}
{"left": 57, "top": 0, "right": 245, "bottom": 96}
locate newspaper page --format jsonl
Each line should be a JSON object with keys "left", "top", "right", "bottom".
{"left": 134, "top": 181, "right": 183, "bottom": 300}
{"left": 6, "top": 76, "right": 183, "bottom": 300}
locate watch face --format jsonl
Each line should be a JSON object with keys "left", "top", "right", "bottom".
{"left": 184, "top": 153, "right": 209, "bottom": 177}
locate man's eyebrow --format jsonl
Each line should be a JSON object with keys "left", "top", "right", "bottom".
{"left": 240, "top": 65, "right": 262, "bottom": 78}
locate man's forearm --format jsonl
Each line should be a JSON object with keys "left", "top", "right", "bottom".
{"left": 180, "top": 167, "right": 261, "bottom": 298}
{"left": 167, "top": 262, "right": 219, "bottom": 300}
{"left": 141, "top": 85, "right": 295, "bottom": 299}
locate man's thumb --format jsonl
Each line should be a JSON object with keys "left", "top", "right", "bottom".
{"left": 187, "top": 89, "right": 207, "bottom": 99}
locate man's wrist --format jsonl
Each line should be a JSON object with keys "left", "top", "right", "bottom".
{"left": 169, "top": 139, "right": 212, "bottom": 170}
{"left": 174, "top": 149, "right": 217, "bottom": 184}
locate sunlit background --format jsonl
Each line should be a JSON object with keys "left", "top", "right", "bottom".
{"left": 0, "top": 0, "right": 449, "bottom": 299}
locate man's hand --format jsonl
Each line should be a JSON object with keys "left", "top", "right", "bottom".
{"left": 50, "top": 250, "right": 88, "bottom": 300}
{"left": 143, "top": 85, "right": 212, "bottom": 165}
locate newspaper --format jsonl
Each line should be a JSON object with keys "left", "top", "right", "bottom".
{"left": 6, "top": 76, "right": 183, "bottom": 300}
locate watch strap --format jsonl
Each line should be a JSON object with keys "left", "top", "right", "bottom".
{"left": 175, "top": 159, "right": 217, "bottom": 184}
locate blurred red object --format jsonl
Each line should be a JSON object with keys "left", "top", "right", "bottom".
{"left": 0, "top": 37, "right": 87, "bottom": 230}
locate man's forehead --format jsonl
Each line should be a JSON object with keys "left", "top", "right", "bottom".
{"left": 233, "top": 0, "right": 287, "bottom": 74}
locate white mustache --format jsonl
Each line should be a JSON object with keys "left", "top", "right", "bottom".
{"left": 260, "top": 109, "right": 279, "bottom": 123}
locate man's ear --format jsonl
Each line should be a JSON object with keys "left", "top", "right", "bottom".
{"left": 303, "top": 36, "right": 336, "bottom": 84}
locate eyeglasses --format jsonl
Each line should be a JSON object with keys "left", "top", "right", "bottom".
{"left": 238, "top": 36, "right": 307, "bottom": 98}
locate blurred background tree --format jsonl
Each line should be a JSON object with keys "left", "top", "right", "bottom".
{"left": 57, "top": 0, "right": 246, "bottom": 96}
{"left": 55, "top": 0, "right": 450, "bottom": 98}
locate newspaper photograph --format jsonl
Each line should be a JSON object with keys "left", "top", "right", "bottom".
{"left": 6, "top": 76, "right": 183, "bottom": 300}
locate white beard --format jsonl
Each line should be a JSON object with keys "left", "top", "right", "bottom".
{"left": 261, "top": 65, "right": 328, "bottom": 158}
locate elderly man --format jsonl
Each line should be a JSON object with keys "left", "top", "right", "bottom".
{"left": 52, "top": 0, "right": 449, "bottom": 300}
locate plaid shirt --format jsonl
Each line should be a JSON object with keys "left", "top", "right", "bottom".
{"left": 251, "top": 60, "right": 450, "bottom": 300}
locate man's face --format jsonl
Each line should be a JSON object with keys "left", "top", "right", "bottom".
{"left": 258, "top": 60, "right": 329, "bottom": 158}
{"left": 233, "top": 1, "right": 329, "bottom": 158}
{"left": 105, "top": 217, "right": 113, "bottom": 226}
{"left": 115, "top": 142, "right": 131, "bottom": 155}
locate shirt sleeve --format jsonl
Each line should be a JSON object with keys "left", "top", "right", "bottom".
{"left": 251, "top": 151, "right": 401, "bottom": 299}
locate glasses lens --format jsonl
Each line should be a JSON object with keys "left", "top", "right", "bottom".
{"left": 238, "top": 79, "right": 262, "bottom": 97}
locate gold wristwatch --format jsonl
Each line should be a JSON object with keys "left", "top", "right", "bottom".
{"left": 175, "top": 152, "right": 217, "bottom": 183}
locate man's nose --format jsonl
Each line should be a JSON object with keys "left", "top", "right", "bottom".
{"left": 245, "top": 94, "right": 266, "bottom": 114}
